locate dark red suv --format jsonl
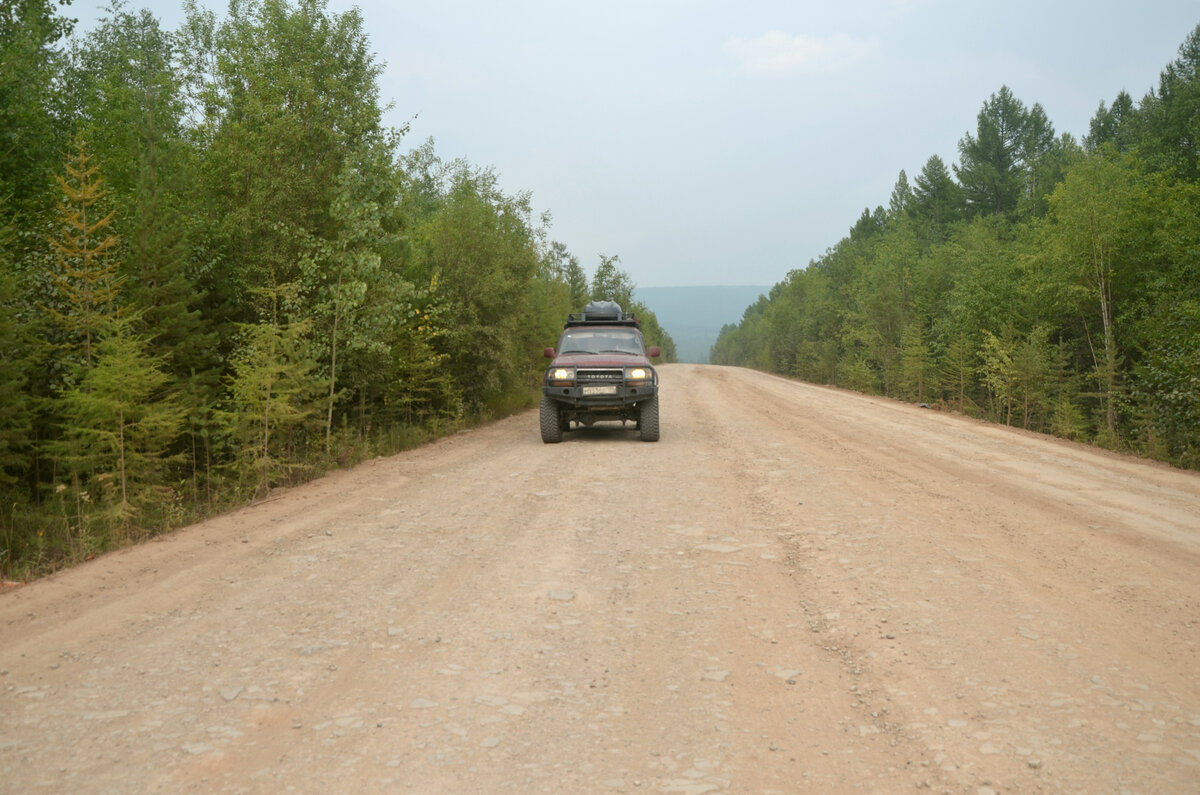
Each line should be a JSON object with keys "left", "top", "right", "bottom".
{"left": 540, "top": 301, "right": 661, "bottom": 443}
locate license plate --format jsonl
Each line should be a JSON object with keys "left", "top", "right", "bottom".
{"left": 581, "top": 385, "right": 618, "bottom": 396}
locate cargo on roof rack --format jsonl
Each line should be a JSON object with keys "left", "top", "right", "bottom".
{"left": 565, "top": 300, "right": 640, "bottom": 328}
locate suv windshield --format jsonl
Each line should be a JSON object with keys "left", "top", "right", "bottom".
{"left": 558, "top": 328, "right": 644, "bottom": 356}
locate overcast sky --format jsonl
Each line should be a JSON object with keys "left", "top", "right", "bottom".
{"left": 70, "top": 1, "right": 1200, "bottom": 287}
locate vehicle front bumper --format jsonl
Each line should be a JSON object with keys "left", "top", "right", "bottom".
{"left": 542, "top": 383, "right": 656, "bottom": 408}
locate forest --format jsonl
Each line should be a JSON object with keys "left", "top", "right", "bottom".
{"left": 0, "top": 0, "right": 675, "bottom": 577}
{"left": 713, "top": 25, "right": 1200, "bottom": 473}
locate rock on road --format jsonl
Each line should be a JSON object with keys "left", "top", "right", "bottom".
{"left": 3, "top": 364, "right": 1199, "bottom": 793}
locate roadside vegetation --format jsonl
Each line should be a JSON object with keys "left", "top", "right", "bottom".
{"left": 0, "top": 0, "right": 673, "bottom": 578}
{"left": 713, "top": 26, "right": 1200, "bottom": 471}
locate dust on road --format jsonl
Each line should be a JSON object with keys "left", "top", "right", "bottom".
{"left": 3, "top": 364, "right": 1199, "bottom": 793}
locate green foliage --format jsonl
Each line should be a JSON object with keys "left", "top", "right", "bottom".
{"left": 910, "top": 155, "right": 964, "bottom": 239}
{"left": 411, "top": 162, "right": 543, "bottom": 411}
{"left": 899, "top": 322, "right": 936, "bottom": 403}
{"left": 1039, "top": 149, "right": 1140, "bottom": 443}
{"left": 39, "top": 143, "right": 184, "bottom": 549}
{"left": 978, "top": 328, "right": 1016, "bottom": 424}
{"left": 1086, "top": 91, "right": 1137, "bottom": 152}
{"left": 67, "top": 5, "right": 185, "bottom": 199}
{"left": 956, "top": 86, "right": 1031, "bottom": 218}
{"left": 8, "top": 8, "right": 1198, "bottom": 577}
{"left": 628, "top": 301, "right": 676, "bottom": 362}
{"left": 939, "top": 331, "right": 978, "bottom": 414}
{"left": 3, "top": 1, "right": 669, "bottom": 578}
{"left": 1136, "top": 25, "right": 1200, "bottom": 181}
{"left": 0, "top": 223, "right": 32, "bottom": 486}
{"left": 1047, "top": 341, "right": 1088, "bottom": 441}
{"left": 223, "top": 279, "right": 321, "bottom": 497}
{"left": 715, "top": 31, "right": 1200, "bottom": 468}
{"left": 67, "top": 4, "right": 214, "bottom": 385}
{"left": 54, "top": 314, "right": 183, "bottom": 539}
{"left": 182, "top": 0, "right": 388, "bottom": 333}
{"left": 0, "top": 0, "right": 74, "bottom": 219}
{"left": 591, "top": 253, "right": 636, "bottom": 308}
{"left": 45, "top": 138, "right": 122, "bottom": 368}
{"left": 1134, "top": 296, "right": 1200, "bottom": 466}
{"left": 578, "top": 254, "right": 676, "bottom": 360}
{"left": 297, "top": 147, "right": 396, "bottom": 448}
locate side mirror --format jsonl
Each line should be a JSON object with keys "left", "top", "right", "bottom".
{"left": 543, "top": 347, "right": 556, "bottom": 359}
{"left": 647, "top": 346, "right": 661, "bottom": 358}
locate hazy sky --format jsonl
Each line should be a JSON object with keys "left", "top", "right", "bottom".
{"left": 70, "top": 1, "right": 1200, "bottom": 287}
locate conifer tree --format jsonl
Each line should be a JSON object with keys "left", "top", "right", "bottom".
{"left": 224, "top": 277, "right": 320, "bottom": 497}
{"left": 1085, "top": 91, "right": 1137, "bottom": 153}
{"left": 1010, "top": 325, "right": 1052, "bottom": 430}
{"left": 939, "top": 331, "right": 978, "bottom": 414}
{"left": 910, "top": 155, "right": 964, "bottom": 244}
{"left": 956, "top": 86, "right": 1031, "bottom": 218}
{"left": 900, "top": 322, "right": 935, "bottom": 403}
{"left": 889, "top": 170, "right": 913, "bottom": 219}
{"left": 56, "top": 314, "right": 183, "bottom": 538}
{"left": 979, "top": 329, "right": 1017, "bottom": 425}
{"left": 1047, "top": 341, "right": 1087, "bottom": 441}
{"left": 42, "top": 142, "right": 183, "bottom": 543}
{"left": 0, "top": 222, "right": 31, "bottom": 487}
{"left": 46, "top": 138, "right": 122, "bottom": 368}
{"left": 70, "top": 5, "right": 214, "bottom": 380}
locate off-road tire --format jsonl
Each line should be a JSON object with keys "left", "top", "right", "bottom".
{"left": 540, "top": 395, "right": 563, "bottom": 443}
{"left": 638, "top": 394, "right": 660, "bottom": 442}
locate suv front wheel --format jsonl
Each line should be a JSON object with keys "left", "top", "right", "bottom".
{"left": 638, "top": 394, "right": 660, "bottom": 442}
{"left": 540, "top": 395, "right": 563, "bottom": 443}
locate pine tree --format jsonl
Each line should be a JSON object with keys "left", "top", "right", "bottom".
{"left": 1010, "top": 325, "right": 1052, "bottom": 430}
{"left": 910, "top": 155, "right": 964, "bottom": 243}
{"left": 40, "top": 142, "right": 184, "bottom": 545}
{"left": 224, "top": 278, "right": 321, "bottom": 497}
{"left": 940, "top": 331, "right": 978, "bottom": 414}
{"left": 1048, "top": 340, "right": 1087, "bottom": 441}
{"left": 1137, "top": 24, "right": 1200, "bottom": 181}
{"left": 889, "top": 170, "right": 913, "bottom": 220}
{"left": 979, "top": 329, "right": 1016, "bottom": 425}
{"left": 72, "top": 6, "right": 214, "bottom": 379}
{"left": 1085, "top": 91, "right": 1137, "bottom": 153}
{"left": 956, "top": 86, "right": 1031, "bottom": 218}
{"left": 900, "top": 322, "right": 935, "bottom": 403}
{"left": 0, "top": 223, "right": 32, "bottom": 486}
{"left": 56, "top": 314, "right": 183, "bottom": 539}
{"left": 45, "top": 138, "right": 122, "bottom": 368}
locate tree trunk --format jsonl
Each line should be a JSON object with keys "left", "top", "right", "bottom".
{"left": 1096, "top": 248, "right": 1118, "bottom": 442}
{"left": 326, "top": 304, "right": 339, "bottom": 453}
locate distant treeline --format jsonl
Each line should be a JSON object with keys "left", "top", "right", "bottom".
{"left": 713, "top": 25, "right": 1200, "bottom": 470}
{"left": 0, "top": 0, "right": 673, "bottom": 577}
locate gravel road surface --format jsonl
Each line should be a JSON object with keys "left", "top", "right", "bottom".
{"left": 3, "top": 364, "right": 1199, "bottom": 793}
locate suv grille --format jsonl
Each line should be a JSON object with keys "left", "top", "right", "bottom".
{"left": 576, "top": 368, "right": 623, "bottom": 382}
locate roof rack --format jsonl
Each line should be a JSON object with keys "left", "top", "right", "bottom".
{"left": 565, "top": 301, "right": 640, "bottom": 328}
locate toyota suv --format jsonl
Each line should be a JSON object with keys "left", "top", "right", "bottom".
{"left": 540, "top": 301, "right": 661, "bottom": 443}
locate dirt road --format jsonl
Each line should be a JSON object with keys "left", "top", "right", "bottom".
{"left": 3, "top": 364, "right": 1199, "bottom": 793}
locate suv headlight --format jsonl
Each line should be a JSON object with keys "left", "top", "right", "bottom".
{"left": 548, "top": 367, "right": 575, "bottom": 386}
{"left": 625, "top": 367, "right": 652, "bottom": 384}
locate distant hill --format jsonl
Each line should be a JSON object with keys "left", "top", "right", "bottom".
{"left": 634, "top": 286, "right": 769, "bottom": 363}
